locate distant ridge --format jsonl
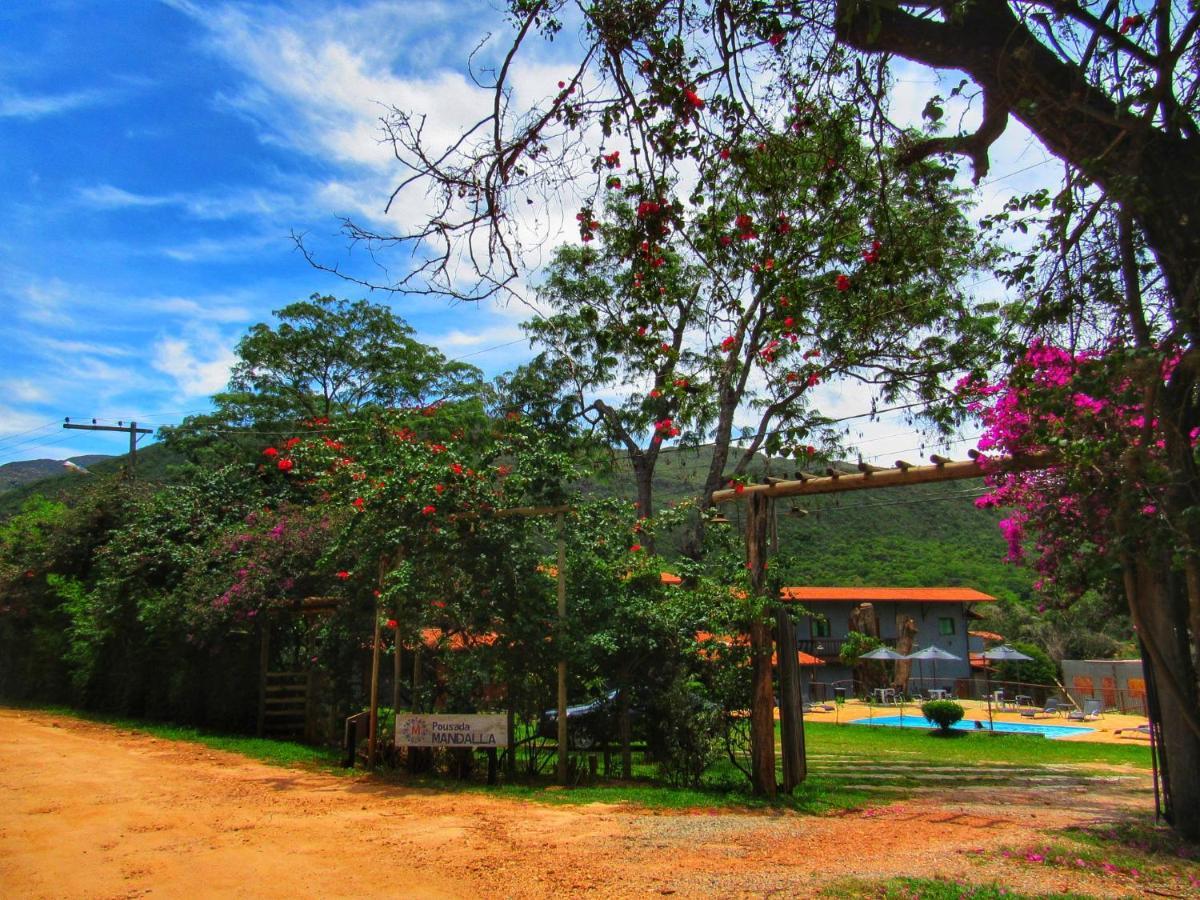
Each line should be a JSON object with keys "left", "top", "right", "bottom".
{"left": 0, "top": 455, "right": 113, "bottom": 491}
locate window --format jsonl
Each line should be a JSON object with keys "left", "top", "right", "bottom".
{"left": 811, "top": 618, "right": 831, "bottom": 638}
{"left": 937, "top": 617, "right": 955, "bottom": 636}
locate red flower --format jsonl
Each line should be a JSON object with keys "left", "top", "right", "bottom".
{"left": 683, "top": 87, "right": 704, "bottom": 110}
{"left": 630, "top": 543, "right": 643, "bottom": 552}
{"left": 352, "top": 497, "right": 365, "bottom": 509}
{"left": 450, "top": 462, "right": 464, "bottom": 475}
{"left": 835, "top": 274, "right": 851, "bottom": 292}
{"left": 649, "top": 389, "right": 662, "bottom": 398}
{"left": 602, "top": 150, "right": 621, "bottom": 168}
{"left": 806, "top": 372, "right": 820, "bottom": 388}
{"left": 805, "top": 445, "right": 816, "bottom": 456}
{"left": 1119, "top": 14, "right": 1143, "bottom": 34}
{"left": 732, "top": 482, "right": 746, "bottom": 495}
{"left": 336, "top": 570, "right": 350, "bottom": 580}
{"left": 386, "top": 618, "right": 398, "bottom": 629}
{"left": 783, "top": 316, "right": 794, "bottom": 328}
{"left": 421, "top": 505, "right": 437, "bottom": 516}
{"left": 430, "top": 599, "right": 446, "bottom": 608}
{"left": 262, "top": 447, "right": 278, "bottom": 457}
{"left": 434, "top": 483, "right": 445, "bottom": 494}
{"left": 284, "top": 437, "right": 301, "bottom": 449}
{"left": 277, "top": 458, "right": 294, "bottom": 472}
{"left": 636, "top": 200, "right": 660, "bottom": 218}
{"left": 768, "top": 32, "right": 785, "bottom": 47}
{"left": 718, "top": 147, "right": 731, "bottom": 160}
{"left": 674, "top": 378, "right": 688, "bottom": 388}
{"left": 720, "top": 336, "right": 737, "bottom": 351}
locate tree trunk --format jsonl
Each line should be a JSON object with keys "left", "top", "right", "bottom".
{"left": 746, "top": 492, "right": 776, "bottom": 797}
{"left": 1125, "top": 557, "right": 1200, "bottom": 840}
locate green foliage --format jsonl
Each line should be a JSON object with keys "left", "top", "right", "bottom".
{"left": 162, "top": 294, "right": 485, "bottom": 466}
{"left": 921, "top": 699, "right": 965, "bottom": 732}
{"left": 995, "top": 640, "right": 1057, "bottom": 686}
{"left": 839, "top": 630, "right": 882, "bottom": 666}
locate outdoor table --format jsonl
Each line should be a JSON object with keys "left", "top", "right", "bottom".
{"left": 872, "top": 688, "right": 896, "bottom": 705}
{"left": 927, "top": 688, "right": 948, "bottom": 700}
{"left": 1015, "top": 694, "right": 1033, "bottom": 707}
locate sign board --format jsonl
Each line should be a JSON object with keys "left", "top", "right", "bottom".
{"left": 395, "top": 714, "right": 508, "bottom": 748}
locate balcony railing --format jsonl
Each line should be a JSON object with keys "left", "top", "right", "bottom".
{"left": 797, "top": 637, "right": 897, "bottom": 658}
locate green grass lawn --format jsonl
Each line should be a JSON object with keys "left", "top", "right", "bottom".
{"left": 11, "top": 704, "right": 1150, "bottom": 814}
{"left": 804, "top": 720, "right": 1152, "bottom": 770}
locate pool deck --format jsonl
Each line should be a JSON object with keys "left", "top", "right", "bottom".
{"left": 801, "top": 699, "right": 1152, "bottom": 745}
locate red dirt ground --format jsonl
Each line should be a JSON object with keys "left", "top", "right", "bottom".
{"left": 0, "top": 709, "right": 1163, "bottom": 898}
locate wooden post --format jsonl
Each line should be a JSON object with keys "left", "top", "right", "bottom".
{"left": 256, "top": 624, "right": 270, "bottom": 738}
{"left": 556, "top": 510, "right": 569, "bottom": 786}
{"left": 746, "top": 492, "right": 776, "bottom": 798}
{"left": 776, "top": 606, "right": 806, "bottom": 792}
{"left": 366, "top": 610, "right": 382, "bottom": 769}
{"left": 393, "top": 630, "right": 403, "bottom": 714}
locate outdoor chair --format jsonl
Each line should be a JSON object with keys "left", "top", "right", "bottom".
{"left": 1021, "top": 697, "right": 1064, "bottom": 719}
{"left": 1114, "top": 723, "right": 1151, "bottom": 739}
{"left": 1067, "top": 699, "right": 1104, "bottom": 721}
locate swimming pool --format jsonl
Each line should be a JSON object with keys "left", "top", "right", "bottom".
{"left": 849, "top": 715, "right": 1094, "bottom": 740}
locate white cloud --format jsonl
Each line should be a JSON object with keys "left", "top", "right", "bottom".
{"left": 0, "top": 379, "right": 50, "bottom": 403}
{"left": 0, "top": 86, "right": 113, "bottom": 119}
{"left": 15, "top": 278, "right": 74, "bottom": 325}
{"left": 79, "top": 182, "right": 302, "bottom": 222}
{"left": 152, "top": 334, "right": 238, "bottom": 397}
{"left": 149, "top": 296, "right": 251, "bottom": 323}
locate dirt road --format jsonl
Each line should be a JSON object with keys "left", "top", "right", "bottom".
{"left": 0, "top": 709, "right": 1157, "bottom": 898}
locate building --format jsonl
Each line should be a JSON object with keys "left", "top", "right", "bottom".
{"left": 780, "top": 586, "right": 997, "bottom": 695}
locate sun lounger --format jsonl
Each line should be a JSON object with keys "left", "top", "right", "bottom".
{"left": 1020, "top": 697, "right": 1064, "bottom": 719}
{"left": 1067, "top": 699, "right": 1103, "bottom": 721}
{"left": 1114, "top": 723, "right": 1151, "bottom": 739}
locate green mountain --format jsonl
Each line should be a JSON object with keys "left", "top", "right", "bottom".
{"left": 591, "top": 446, "right": 1033, "bottom": 603}
{"left": 0, "top": 442, "right": 182, "bottom": 519}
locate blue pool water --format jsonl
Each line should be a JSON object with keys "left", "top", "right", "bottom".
{"left": 850, "top": 715, "right": 1093, "bottom": 740}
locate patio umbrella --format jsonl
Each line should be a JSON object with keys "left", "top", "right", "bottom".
{"left": 905, "top": 646, "right": 962, "bottom": 697}
{"left": 981, "top": 645, "right": 1033, "bottom": 732}
{"left": 859, "top": 646, "right": 909, "bottom": 721}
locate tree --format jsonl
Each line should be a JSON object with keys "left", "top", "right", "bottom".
{"left": 525, "top": 108, "right": 998, "bottom": 549}
{"left": 970, "top": 340, "right": 1200, "bottom": 836}
{"left": 163, "top": 294, "right": 484, "bottom": 462}
{"left": 304, "top": 0, "right": 1199, "bottom": 836}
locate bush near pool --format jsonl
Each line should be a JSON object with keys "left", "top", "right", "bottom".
{"left": 921, "top": 700, "right": 965, "bottom": 733}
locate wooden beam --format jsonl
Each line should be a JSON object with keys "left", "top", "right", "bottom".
{"left": 710, "top": 453, "right": 1053, "bottom": 504}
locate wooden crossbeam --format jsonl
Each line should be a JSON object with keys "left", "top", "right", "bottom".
{"left": 710, "top": 452, "right": 1052, "bottom": 504}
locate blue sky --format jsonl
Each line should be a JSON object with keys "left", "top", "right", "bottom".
{"left": 0, "top": 0, "right": 1056, "bottom": 467}
{"left": 0, "top": 0, "right": 554, "bottom": 463}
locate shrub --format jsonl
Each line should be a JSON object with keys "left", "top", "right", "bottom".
{"left": 921, "top": 699, "right": 965, "bottom": 733}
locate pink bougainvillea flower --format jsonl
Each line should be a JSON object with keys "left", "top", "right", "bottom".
{"left": 835, "top": 274, "right": 851, "bottom": 292}
{"left": 277, "top": 458, "right": 294, "bottom": 472}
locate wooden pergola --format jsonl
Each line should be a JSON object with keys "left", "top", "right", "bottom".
{"left": 711, "top": 451, "right": 1051, "bottom": 797}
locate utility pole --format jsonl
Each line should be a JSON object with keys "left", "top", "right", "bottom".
{"left": 62, "top": 418, "right": 152, "bottom": 476}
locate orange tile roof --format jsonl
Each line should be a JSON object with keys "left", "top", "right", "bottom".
{"left": 695, "top": 631, "right": 824, "bottom": 666}
{"left": 660, "top": 572, "right": 682, "bottom": 585}
{"left": 969, "top": 629, "right": 1005, "bottom": 642}
{"left": 420, "top": 628, "right": 499, "bottom": 651}
{"left": 780, "top": 587, "right": 996, "bottom": 603}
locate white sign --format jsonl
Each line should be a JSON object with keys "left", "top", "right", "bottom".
{"left": 395, "top": 714, "right": 508, "bottom": 748}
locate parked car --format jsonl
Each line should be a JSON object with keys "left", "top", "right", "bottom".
{"left": 538, "top": 690, "right": 641, "bottom": 750}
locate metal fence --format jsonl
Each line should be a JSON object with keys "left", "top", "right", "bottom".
{"left": 803, "top": 676, "right": 1146, "bottom": 715}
